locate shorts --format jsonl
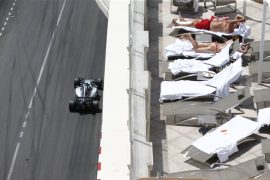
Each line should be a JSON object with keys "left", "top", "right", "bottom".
{"left": 195, "top": 16, "right": 215, "bottom": 30}
{"left": 195, "top": 19, "right": 211, "bottom": 30}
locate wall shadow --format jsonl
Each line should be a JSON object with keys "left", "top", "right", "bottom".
{"left": 147, "top": 0, "right": 166, "bottom": 176}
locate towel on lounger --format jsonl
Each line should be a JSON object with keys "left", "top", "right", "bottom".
{"left": 168, "top": 42, "right": 232, "bottom": 75}
{"left": 165, "top": 39, "right": 215, "bottom": 59}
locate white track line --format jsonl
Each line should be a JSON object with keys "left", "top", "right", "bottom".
{"left": 28, "top": 0, "right": 66, "bottom": 109}
{"left": 6, "top": 143, "right": 20, "bottom": 180}
{"left": 19, "top": 132, "right": 24, "bottom": 138}
{"left": 1, "top": 2, "right": 15, "bottom": 37}
{"left": 22, "top": 121, "right": 27, "bottom": 128}
{"left": 25, "top": 112, "right": 29, "bottom": 119}
{"left": 6, "top": 1, "right": 67, "bottom": 180}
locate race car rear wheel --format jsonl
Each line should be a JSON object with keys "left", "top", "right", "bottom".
{"left": 92, "top": 100, "right": 99, "bottom": 110}
{"left": 69, "top": 101, "right": 77, "bottom": 112}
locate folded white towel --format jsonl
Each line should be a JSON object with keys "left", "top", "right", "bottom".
{"left": 257, "top": 107, "right": 270, "bottom": 126}
{"left": 233, "top": 23, "right": 251, "bottom": 39}
{"left": 164, "top": 39, "right": 214, "bottom": 58}
{"left": 206, "top": 58, "right": 243, "bottom": 100}
{"left": 169, "top": 59, "right": 210, "bottom": 75}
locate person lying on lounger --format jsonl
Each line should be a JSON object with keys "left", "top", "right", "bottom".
{"left": 172, "top": 15, "right": 246, "bottom": 34}
{"left": 179, "top": 33, "right": 250, "bottom": 53}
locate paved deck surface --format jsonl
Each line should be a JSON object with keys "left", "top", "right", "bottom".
{"left": 148, "top": 0, "right": 270, "bottom": 176}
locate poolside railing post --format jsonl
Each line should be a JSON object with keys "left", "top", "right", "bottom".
{"left": 258, "top": 0, "right": 268, "bottom": 84}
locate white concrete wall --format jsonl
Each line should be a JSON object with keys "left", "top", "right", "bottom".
{"left": 98, "top": 0, "right": 152, "bottom": 179}
{"left": 98, "top": 0, "right": 130, "bottom": 179}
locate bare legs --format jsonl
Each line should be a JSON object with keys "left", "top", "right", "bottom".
{"left": 180, "top": 33, "right": 225, "bottom": 53}
{"left": 172, "top": 18, "right": 201, "bottom": 27}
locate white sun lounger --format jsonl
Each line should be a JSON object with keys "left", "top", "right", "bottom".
{"left": 165, "top": 38, "right": 215, "bottom": 59}
{"left": 185, "top": 110, "right": 270, "bottom": 163}
{"left": 160, "top": 57, "right": 243, "bottom": 102}
{"left": 168, "top": 43, "right": 236, "bottom": 75}
{"left": 191, "top": 116, "right": 261, "bottom": 162}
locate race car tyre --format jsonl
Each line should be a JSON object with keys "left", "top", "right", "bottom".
{"left": 93, "top": 94, "right": 100, "bottom": 100}
{"left": 92, "top": 100, "right": 99, "bottom": 110}
{"left": 69, "top": 101, "right": 77, "bottom": 112}
{"left": 95, "top": 78, "right": 103, "bottom": 90}
{"left": 74, "top": 77, "right": 84, "bottom": 88}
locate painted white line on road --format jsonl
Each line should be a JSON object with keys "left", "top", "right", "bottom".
{"left": 2, "top": 27, "right": 4, "bottom": 31}
{"left": 11, "top": 7, "right": 13, "bottom": 11}
{"left": 12, "top": 2, "right": 15, "bottom": 6}
{"left": 25, "top": 112, "right": 29, "bottom": 119}
{"left": 6, "top": 1, "right": 67, "bottom": 180}
{"left": 28, "top": 0, "right": 67, "bottom": 110}
{"left": 7, "top": 143, "right": 20, "bottom": 180}
{"left": 22, "top": 121, "right": 27, "bottom": 128}
{"left": 4, "top": 22, "right": 7, "bottom": 26}
{"left": 6, "top": 17, "right": 9, "bottom": 21}
{"left": 9, "top": 12, "right": 11, "bottom": 16}
{"left": 56, "top": 0, "right": 66, "bottom": 26}
{"left": 19, "top": 132, "right": 24, "bottom": 138}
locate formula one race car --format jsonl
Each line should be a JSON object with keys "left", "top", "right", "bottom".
{"left": 69, "top": 77, "right": 103, "bottom": 114}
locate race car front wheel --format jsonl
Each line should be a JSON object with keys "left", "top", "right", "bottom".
{"left": 95, "top": 78, "right": 103, "bottom": 90}
{"left": 69, "top": 101, "right": 77, "bottom": 112}
{"left": 74, "top": 77, "right": 84, "bottom": 88}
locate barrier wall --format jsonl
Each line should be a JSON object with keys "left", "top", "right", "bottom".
{"left": 98, "top": 0, "right": 153, "bottom": 179}
{"left": 98, "top": 0, "right": 130, "bottom": 179}
{"left": 129, "top": 0, "right": 153, "bottom": 179}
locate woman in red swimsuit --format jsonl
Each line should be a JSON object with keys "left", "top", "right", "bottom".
{"left": 173, "top": 15, "right": 246, "bottom": 33}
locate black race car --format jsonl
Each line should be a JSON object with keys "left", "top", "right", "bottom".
{"left": 69, "top": 77, "right": 103, "bottom": 114}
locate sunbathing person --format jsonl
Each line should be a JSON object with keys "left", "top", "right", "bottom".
{"left": 172, "top": 15, "right": 246, "bottom": 34}
{"left": 179, "top": 33, "right": 250, "bottom": 54}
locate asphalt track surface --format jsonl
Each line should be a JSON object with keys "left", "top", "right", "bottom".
{"left": 0, "top": 0, "right": 107, "bottom": 179}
